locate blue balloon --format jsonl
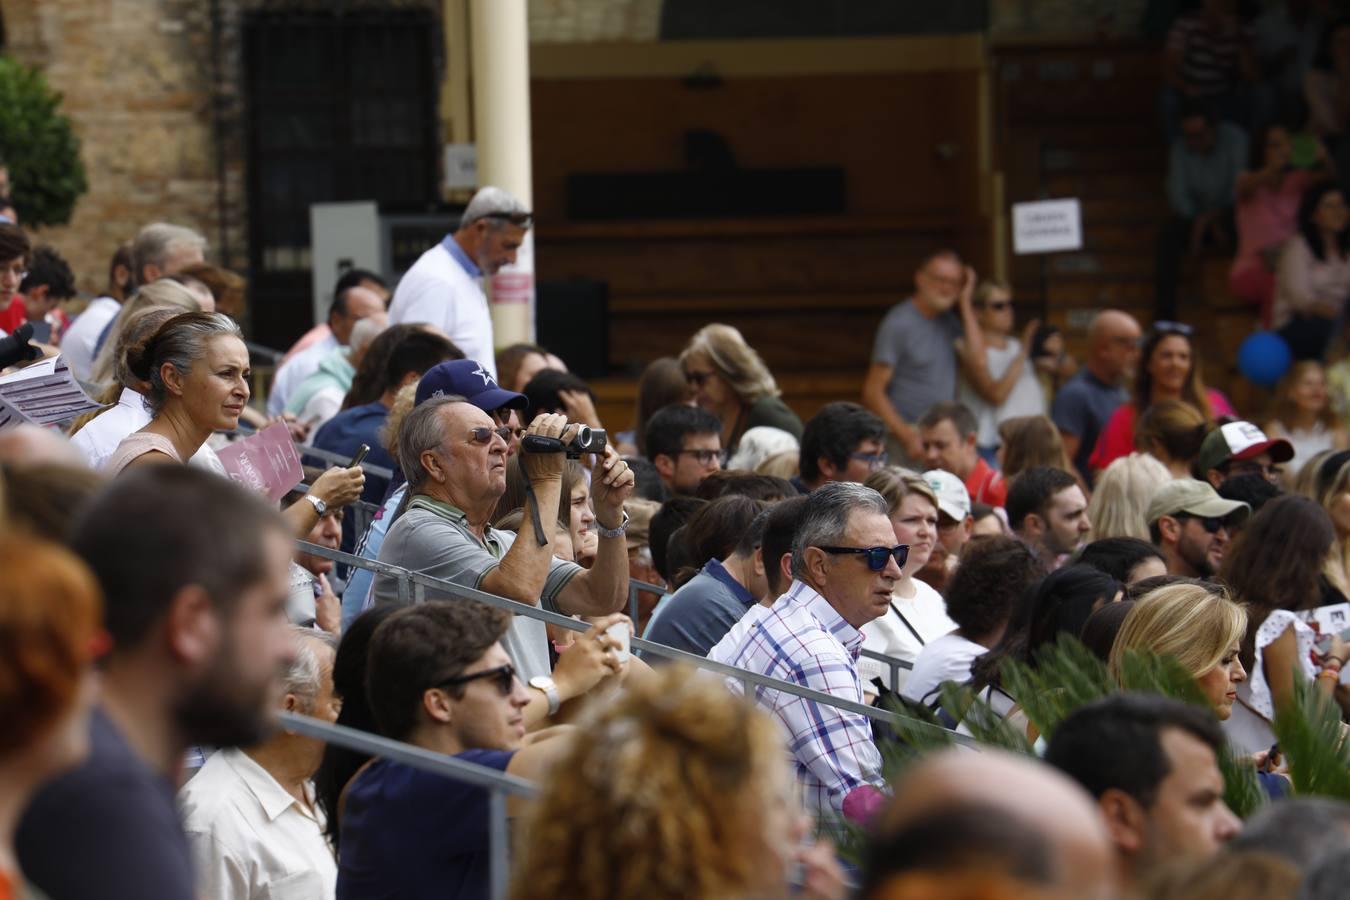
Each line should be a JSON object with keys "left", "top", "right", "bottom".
{"left": 1237, "top": 331, "right": 1292, "bottom": 388}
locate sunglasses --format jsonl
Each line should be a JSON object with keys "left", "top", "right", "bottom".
{"left": 850, "top": 450, "right": 889, "bottom": 470}
{"left": 437, "top": 663, "right": 518, "bottom": 696}
{"left": 684, "top": 370, "right": 716, "bottom": 388}
{"left": 818, "top": 544, "right": 910, "bottom": 571}
{"left": 479, "top": 211, "right": 534, "bottom": 228}
{"left": 1152, "top": 320, "right": 1195, "bottom": 337}
{"left": 977, "top": 300, "right": 1012, "bottom": 312}
{"left": 1227, "top": 460, "right": 1282, "bottom": 479}
{"left": 468, "top": 426, "right": 518, "bottom": 445}
{"left": 1174, "top": 513, "right": 1228, "bottom": 534}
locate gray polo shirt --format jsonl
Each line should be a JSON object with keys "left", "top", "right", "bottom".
{"left": 373, "top": 496, "right": 582, "bottom": 682}
{"left": 871, "top": 298, "right": 962, "bottom": 423}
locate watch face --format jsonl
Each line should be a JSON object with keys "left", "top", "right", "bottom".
{"left": 529, "top": 676, "right": 554, "bottom": 690}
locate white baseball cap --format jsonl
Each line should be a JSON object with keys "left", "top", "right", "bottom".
{"left": 924, "top": 469, "right": 971, "bottom": 523}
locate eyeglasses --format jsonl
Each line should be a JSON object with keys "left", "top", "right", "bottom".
{"left": 683, "top": 370, "right": 716, "bottom": 388}
{"left": 1152, "top": 320, "right": 1195, "bottom": 337}
{"left": 436, "top": 663, "right": 518, "bottom": 696}
{"left": 1174, "top": 514, "right": 1228, "bottom": 534}
{"left": 850, "top": 450, "right": 889, "bottom": 470}
{"left": 468, "top": 426, "right": 515, "bottom": 445}
{"left": 678, "top": 448, "right": 725, "bottom": 465}
{"left": 817, "top": 544, "right": 910, "bottom": 571}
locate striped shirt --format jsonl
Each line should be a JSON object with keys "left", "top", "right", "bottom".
{"left": 707, "top": 580, "right": 883, "bottom": 816}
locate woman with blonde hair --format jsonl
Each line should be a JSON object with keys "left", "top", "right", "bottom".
{"left": 87, "top": 277, "right": 213, "bottom": 389}
{"left": 680, "top": 323, "right": 802, "bottom": 455}
{"left": 511, "top": 664, "right": 841, "bottom": 900}
{"left": 996, "top": 415, "right": 1074, "bottom": 483}
{"left": 1109, "top": 582, "right": 1248, "bottom": 719}
{"left": 860, "top": 467, "right": 957, "bottom": 696}
{"left": 1086, "top": 452, "right": 1172, "bottom": 541}
{"left": 1135, "top": 399, "right": 1208, "bottom": 478}
{"left": 1263, "top": 360, "right": 1348, "bottom": 475}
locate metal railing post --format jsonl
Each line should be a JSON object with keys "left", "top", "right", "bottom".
{"left": 489, "top": 790, "right": 510, "bottom": 900}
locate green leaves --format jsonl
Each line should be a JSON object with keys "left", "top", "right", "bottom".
{"left": 0, "top": 55, "right": 88, "bottom": 227}
{"left": 1272, "top": 675, "right": 1350, "bottom": 801}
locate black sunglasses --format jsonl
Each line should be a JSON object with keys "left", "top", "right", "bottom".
{"left": 818, "top": 544, "right": 910, "bottom": 571}
{"left": 1152, "top": 320, "right": 1195, "bottom": 337}
{"left": 1174, "top": 513, "right": 1227, "bottom": 534}
{"left": 479, "top": 210, "right": 534, "bottom": 228}
{"left": 436, "top": 663, "right": 517, "bottom": 696}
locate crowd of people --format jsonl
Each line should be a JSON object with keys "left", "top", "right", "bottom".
{"left": 4, "top": 152, "right": 1350, "bottom": 900}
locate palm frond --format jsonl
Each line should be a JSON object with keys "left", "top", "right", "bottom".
{"left": 1272, "top": 674, "right": 1350, "bottom": 802}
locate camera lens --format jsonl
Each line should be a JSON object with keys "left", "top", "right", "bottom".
{"left": 574, "top": 426, "right": 593, "bottom": 449}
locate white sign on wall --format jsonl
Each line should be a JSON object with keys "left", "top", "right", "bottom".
{"left": 1012, "top": 198, "right": 1083, "bottom": 255}
{"left": 443, "top": 144, "right": 478, "bottom": 190}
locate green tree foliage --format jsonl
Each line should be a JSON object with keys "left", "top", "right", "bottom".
{"left": 0, "top": 55, "right": 87, "bottom": 226}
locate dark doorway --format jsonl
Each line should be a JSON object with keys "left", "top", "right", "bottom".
{"left": 242, "top": 8, "right": 439, "bottom": 349}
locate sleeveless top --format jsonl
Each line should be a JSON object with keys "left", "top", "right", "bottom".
{"left": 103, "top": 431, "right": 183, "bottom": 476}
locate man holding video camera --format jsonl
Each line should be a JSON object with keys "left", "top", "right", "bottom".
{"left": 372, "top": 393, "right": 636, "bottom": 725}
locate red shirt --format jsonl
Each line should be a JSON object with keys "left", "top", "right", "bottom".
{"left": 965, "top": 456, "right": 1007, "bottom": 507}
{"left": 0, "top": 295, "right": 68, "bottom": 339}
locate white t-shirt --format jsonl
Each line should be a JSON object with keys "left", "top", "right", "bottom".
{"left": 901, "top": 632, "right": 988, "bottom": 706}
{"left": 958, "top": 337, "right": 1046, "bottom": 447}
{"left": 61, "top": 296, "right": 121, "bottom": 383}
{"left": 267, "top": 333, "right": 339, "bottom": 417}
{"left": 860, "top": 578, "right": 956, "bottom": 693}
{"left": 387, "top": 242, "right": 496, "bottom": 380}
{"left": 72, "top": 387, "right": 225, "bottom": 474}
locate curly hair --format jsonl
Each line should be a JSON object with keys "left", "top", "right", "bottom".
{"left": 511, "top": 665, "right": 792, "bottom": 900}
{"left": 0, "top": 535, "right": 103, "bottom": 755}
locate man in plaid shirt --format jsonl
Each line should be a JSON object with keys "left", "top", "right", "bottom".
{"left": 708, "top": 482, "right": 901, "bottom": 816}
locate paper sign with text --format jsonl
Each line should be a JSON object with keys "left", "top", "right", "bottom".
{"left": 215, "top": 422, "right": 303, "bottom": 500}
{"left": 1012, "top": 199, "right": 1084, "bottom": 255}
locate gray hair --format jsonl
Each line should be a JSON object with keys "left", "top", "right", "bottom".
{"left": 461, "top": 186, "right": 530, "bottom": 229}
{"left": 396, "top": 394, "right": 467, "bottom": 492}
{"left": 132, "top": 222, "right": 205, "bottom": 282}
{"left": 790, "top": 481, "right": 889, "bottom": 578}
{"left": 1301, "top": 848, "right": 1350, "bottom": 900}
{"left": 126, "top": 311, "right": 243, "bottom": 415}
{"left": 281, "top": 625, "right": 337, "bottom": 711}
{"left": 349, "top": 314, "right": 387, "bottom": 352}
{"left": 1229, "top": 797, "right": 1350, "bottom": 868}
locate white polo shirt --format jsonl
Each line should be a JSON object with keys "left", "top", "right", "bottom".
{"left": 387, "top": 238, "right": 496, "bottom": 380}
{"left": 179, "top": 748, "right": 337, "bottom": 900}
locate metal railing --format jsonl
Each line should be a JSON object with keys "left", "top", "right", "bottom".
{"left": 297, "top": 540, "right": 968, "bottom": 746}
{"left": 289, "top": 543, "right": 960, "bottom": 900}
{"left": 280, "top": 712, "right": 531, "bottom": 899}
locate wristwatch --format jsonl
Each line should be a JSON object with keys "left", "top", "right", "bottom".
{"left": 528, "top": 675, "right": 560, "bottom": 716}
{"left": 303, "top": 494, "right": 328, "bottom": 516}
{"left": 594, "top": 510, "right": 630, "bottom": 540}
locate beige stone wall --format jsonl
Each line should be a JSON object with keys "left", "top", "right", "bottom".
{"left": 1, "top": 0, "right": 239, "bottom": 298}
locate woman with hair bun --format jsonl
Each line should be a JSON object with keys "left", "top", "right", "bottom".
{"left": 0, "top": 536, "right": 103, "bottom": 895}
{"left": 104, "top": 311, "right": 254, "bottom": 475}
{"left": 511, "top": 664, "right": 844, "bottom": 900}
{"left": 680, "top": 323, "right": 803, "bottom": 455}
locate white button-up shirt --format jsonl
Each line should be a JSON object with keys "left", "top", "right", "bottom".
{"left": 708, "top": 580, "right": 884, "bottom": 816}
{"left": 179, "top": 748, "right": 336, "bottom": 900}
{"left": 72, "top": 386, "right": 225, "bottom": 474}
{"left": 61, "top": 296, "right": 121, "bottom": 383}
{"left": 387, "top": 239, "right": 496, "bottom": 381}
